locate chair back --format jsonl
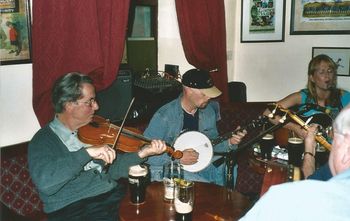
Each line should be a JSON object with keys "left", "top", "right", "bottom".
{"left": 228, "top": 81, "right": 247, "bottom": 102}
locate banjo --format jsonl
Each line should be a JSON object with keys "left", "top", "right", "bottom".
{"left": 173, "top": 103, "right": 333, "bottom": 172}
{"left": 173, "top": 115, "right": 270, "bottom": 172}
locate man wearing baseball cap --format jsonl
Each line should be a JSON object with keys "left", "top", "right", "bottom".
{"left": 143, "top": 68, "right": 246, "bottom": 186}
{"left": 181, "top": 69, "right": 222, "bottom": 99}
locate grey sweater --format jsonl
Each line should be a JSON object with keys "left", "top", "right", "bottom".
{"left": 28, "top": 125, "right": 145, "bottom": 213}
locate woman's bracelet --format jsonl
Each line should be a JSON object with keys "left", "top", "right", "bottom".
{"left": 302, "top": 151, "right": 315, "bottom": 159}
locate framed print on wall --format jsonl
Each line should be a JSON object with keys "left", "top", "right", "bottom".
{"left": 291, "top": 0, "right": 350, "bottom": 35}
{"left": 0, "top": 0, "right": 32, "bottom": 65}
{"left": 241, "top": 0, "right": 286, "bottom": 43}
{"left": 312, "top": 47, "right": 350, "bottom": 77}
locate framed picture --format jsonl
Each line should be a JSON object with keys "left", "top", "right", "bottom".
{"left": 312, "top": 47, "right": 350, "bottom": 77}
{"left": 0, "top": 0, "right": 32, "bottom": 65}
{"left": 241, "top": 0, "right": 286, "bottom": 43}
{"left": 291, "top": 0, "right": 350, "bottom": 35}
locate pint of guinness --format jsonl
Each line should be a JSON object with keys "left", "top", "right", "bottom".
{"left": 128, "top": 165, "right": 148, "bottom": 204}
{"left": 174, "top": 180, "right": 194, "bottom": 221}
{"left": 260, "top": 134, "right": 275, "bottom": 160}
{"left": 287, "top": 137, "right": 304, "bottom": 167}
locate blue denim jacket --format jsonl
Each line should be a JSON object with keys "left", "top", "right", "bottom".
{"left": 144, "top": 94, "right": 237, "bottom": 186}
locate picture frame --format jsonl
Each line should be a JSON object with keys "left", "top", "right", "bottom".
{"left": 241, "top": 0, "right": 286, "bottom": 43}
{"left": 291, "top": 0, "right": 350, "bottom": 35}
{"left": 0, "top": 0, "right": 32, "bottom": 65}
{"left": 312, "top": 47, "right": 350, "bottom": 77}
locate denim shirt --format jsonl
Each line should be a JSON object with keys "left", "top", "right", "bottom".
{"left": 144, "top": 94, "right": 236, "bottom": 185}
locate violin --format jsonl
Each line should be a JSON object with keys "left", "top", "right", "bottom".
{"left": 78, "top": 115, "right": 183, "bottom": 159}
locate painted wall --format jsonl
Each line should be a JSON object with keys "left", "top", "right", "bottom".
{"left": 0, "top": 63, "right": 40, "bottom": 147}
{"left": 158, "top": 0, "right": 350, "bottom": 102}
{"left": 1, "top": 0, "right": 349, "bottom": 147}
{"left": 232, "top": 1, "right": 350, "bottom": 101}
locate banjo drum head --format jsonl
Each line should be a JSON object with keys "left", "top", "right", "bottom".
{"left": 173, "top": 131, "right": 213, "bottom": 172}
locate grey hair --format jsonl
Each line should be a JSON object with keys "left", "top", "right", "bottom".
{"left": 52, "top": 72, "right": 93, "bottom": 113}
{"left": 333, "top": 105, "right": 350, "bottom": 136}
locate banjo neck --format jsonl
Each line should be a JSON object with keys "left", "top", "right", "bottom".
{"left": 211, "top": 115, "right": 269, "bottom": 146}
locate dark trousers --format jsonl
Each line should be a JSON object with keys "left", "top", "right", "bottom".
{"left": 47, "top": 184, "right": 126, "bottom": 221}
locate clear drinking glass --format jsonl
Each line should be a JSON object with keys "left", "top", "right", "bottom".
{"left": 163, "top": 161, "right": 184, "bottom": 202}
{"left": 174, "top": 180, "right": 194, "bottom": 221}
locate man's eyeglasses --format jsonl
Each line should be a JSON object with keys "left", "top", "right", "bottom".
{"left": 75, "top": 98, "right": 97, "bottom": 107}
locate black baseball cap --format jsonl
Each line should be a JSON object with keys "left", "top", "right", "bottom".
{"left": 182, "top": 69, "right": 222, "bottom": 98}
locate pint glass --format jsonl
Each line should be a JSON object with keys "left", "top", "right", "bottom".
{"left": 260, "top": 133, "right": 275, "bottom": 160}
{"left": 174, "top": 180, "right": 194, "bottom": 221}
{"left": 287, "top": 137, "right": 304, "bottom": 167}
{"left": 128, "top": 165, "right": 148, "bottom": 204}
{"left": 163, "top": 161, "right": 184, "bottom": 202}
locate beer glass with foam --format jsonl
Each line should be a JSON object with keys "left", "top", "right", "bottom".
{"left": 260, "top": 133, "right": 275, "bottom": 160}
{"left": 287, "top": 137, "right": 304, "bottom": 167}
{"left": 174, "top": 180, "right": 194, "bottom": 221}
{"left": 128, "top": 165, "right": 148, "bottom": 204}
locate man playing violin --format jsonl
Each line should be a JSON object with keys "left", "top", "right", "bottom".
{"left": 28, "top": 72, "right": 167, "bottom": 221}
{"left": 143, "top": 69, "right": 247, "bottom": 186}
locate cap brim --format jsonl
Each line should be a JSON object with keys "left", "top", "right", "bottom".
{"left": 200, "top": 86, "right": 222, "bottom": 98}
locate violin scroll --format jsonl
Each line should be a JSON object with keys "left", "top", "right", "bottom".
{"left": 167, "top": 148, "right": 183, "bottom": 159}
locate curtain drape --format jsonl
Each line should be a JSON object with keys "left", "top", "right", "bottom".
{"left": 175, "top": 0, "right": 229, "bottom": 103}
{"left": 32, "top": 0, "right": 130, "bottom": 126}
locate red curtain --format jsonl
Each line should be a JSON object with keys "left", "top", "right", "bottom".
{"left": 32, "top": 0, "right": 130, "bottom": 126}
{"left": 175, "top": 0, "right": 229, "bottom": 103}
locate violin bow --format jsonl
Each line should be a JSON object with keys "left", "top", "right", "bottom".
{"left": 102, "top": 97, "right": 135, "bottom": 173}
{"left": 111, "top": 97, "right": 135, "bottom": 150}
{"left": 110, "top": 97, "right": 183, "bottom": 159}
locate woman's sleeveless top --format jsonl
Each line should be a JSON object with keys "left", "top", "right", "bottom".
{"left": 299, "top": 89, "right": 350, "bottom": 120}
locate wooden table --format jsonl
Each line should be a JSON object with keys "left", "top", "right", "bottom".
{"left": 119, "top": 181, "right": 251, "bottom": 221}
{"left": 248, "top": 151, "right": 299, "bottom": 196}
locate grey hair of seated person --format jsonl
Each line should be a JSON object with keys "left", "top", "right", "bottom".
{"left": 333, "top": 104, "right": 350, "bottom": 136}
{"left": 51, "top": 72, "right": 93, "bottom": 113}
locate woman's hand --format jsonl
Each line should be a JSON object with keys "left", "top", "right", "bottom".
{"left": 287, "top": 123, "right": 308, "bottom": 139}
{"left": 304, "top": 124, "right": 317, "bottom": 154}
